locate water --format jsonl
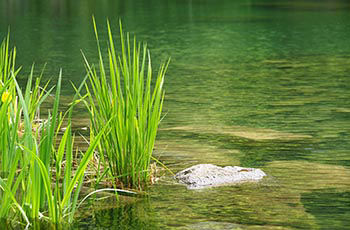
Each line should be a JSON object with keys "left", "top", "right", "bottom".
{"left": 1, "top": 0, "right": 350, "bottom": 229}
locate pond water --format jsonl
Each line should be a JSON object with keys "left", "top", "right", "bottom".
{"left": 1, "top": 0, "right": 350, "bottom": 229}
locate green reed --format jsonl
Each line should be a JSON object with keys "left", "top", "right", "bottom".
{"left": 17, "top": 72, "right": 110, "bottom": 224}
{"left": 0, "top": 34, "right": 20, "bottom": 175}
{"left": 0, "top": 34, "right": 109, "bottom": 227}
{"left": 83, "top": 18, "right": 169, "bottom": 189}
{"left": 0, "top": 34, "right": 25, "bottom": 224}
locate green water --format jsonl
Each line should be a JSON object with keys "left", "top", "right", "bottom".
{"left": 1, "top": 0, "right": 350, "bottom": 229}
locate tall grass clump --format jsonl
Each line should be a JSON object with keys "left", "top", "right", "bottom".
{"left": 16, "top": 72, "right": 109, "bottom": 224}
{"left": 0, "top": 33, "right": 19, "bottom": 175}
{"left": 0, "top": 34, "right": 50, "bottom": 226}
{"left": 0, "top": 33, "right": 110, "bottom": 227}
{"left": 0, "top": 33, "right": 27, "bottom": 226}
{"left": 83, "top": 18, "right": 170, "bottom": 189}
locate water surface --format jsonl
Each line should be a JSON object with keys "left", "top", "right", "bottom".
{"left": 1, "top": 0, "right": 350, "bottom": 229}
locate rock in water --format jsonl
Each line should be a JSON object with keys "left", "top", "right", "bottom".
{"left": 175, "top": 164, "right": 266, "bottom": 189}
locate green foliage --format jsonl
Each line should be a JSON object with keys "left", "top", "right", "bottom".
{"left": 0, "top": 18, "right": 168, "bottom": 226}
{"left": 0, "top": 34, "right": 27, "bottom": 225}
{"left": 0, "top": 34, "right": 108, "bottom": 227}
{"left": 83, "top": 18, "right": 169, "bottom": 189}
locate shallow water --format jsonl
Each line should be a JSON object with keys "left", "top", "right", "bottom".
{"left": 1, "top": 0, "right": 350, "bottom": 229}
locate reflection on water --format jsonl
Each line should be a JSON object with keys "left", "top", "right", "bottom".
{"left": 1, "top": 0, "right": 350, "bottom": 229}
{"left": 302, "top": 190, "right": 350, "bottom": 229}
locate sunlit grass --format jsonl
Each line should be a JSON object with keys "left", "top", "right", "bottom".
{"left": 0, "top": 34, "right": 25, "bottom": 225}
{"left": 17, "top": 72, "right": 111, "bottom": 224}
{"left": 0, "top": 34, "right": 110, "bottom": 227}
{"left": 0, "top": 18, "right": 167, "bottom": 226}
{"left": 83, "top": 18, "right": 170, "bottom": 189}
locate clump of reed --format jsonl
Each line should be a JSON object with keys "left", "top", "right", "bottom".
{"left": 83, "top": 18, "right": 169, "bottom": 189}
{"left": 0, "top": 17, "right": 169, "bottom": 227}
{"left": 0, "top": 34, "right": 108, "bottom": 227}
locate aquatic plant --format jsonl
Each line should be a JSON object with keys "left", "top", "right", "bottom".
{"left": 0, "top": 34, "right": 109, "bottom": 227}
{"left": 17, "top": 72, "right": 110, "bottom": 224}
{"left": 0, "top": 18, "right": 165, "bottom": 225}
{"left": 0, "top": 35, "right": 25, "bottom": 226}
{"left": 83, "top": 18, "right": 170, "bottom": 189}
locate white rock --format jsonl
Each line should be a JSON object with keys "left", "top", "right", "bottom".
{"left": 175, "top": 164, "right": 266, "bottom": 189}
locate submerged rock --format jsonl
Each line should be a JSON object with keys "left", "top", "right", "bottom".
{"left": 154, "top": 139, "right": 241, "bottom": 167}
{"left": 187, "top": 221, "right": 242, "bottom": 230}
{"left": 175, "top": 164, "right": 266, "bottom": 189}
{"left": 265, "top": 160, "right": 350, "bottom": 192}
{"left": 162, "top": 125, "right": 312, "bottom": 141}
